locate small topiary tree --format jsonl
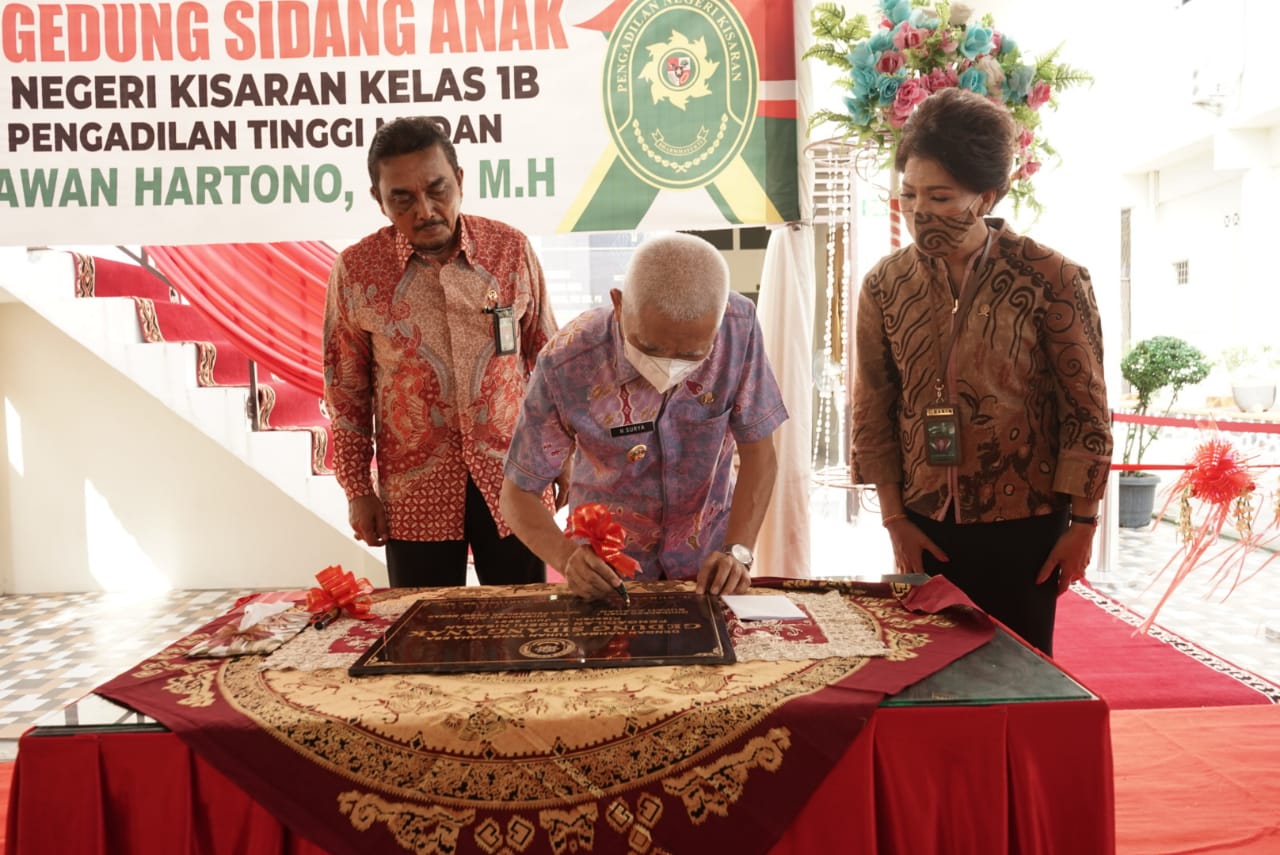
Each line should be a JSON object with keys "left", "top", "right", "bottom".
{"left": 1120, "top": 336, "right": 1212, "bottom": 474}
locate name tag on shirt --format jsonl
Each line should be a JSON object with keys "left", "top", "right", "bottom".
{"left": 490, "top": 306, "right": 517, "bottom": 355}
{"left": 610, "top": 421, "right": 655, "bottom": 437}
{"left": 924, "top": 403, "right": 961, "bottom": 465}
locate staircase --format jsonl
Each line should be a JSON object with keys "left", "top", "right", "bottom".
{"left": 73, "top": 251, "right": 335, "bottom": 475}
{"left": 0, "top": 246, "right": 382, "bottom": 591}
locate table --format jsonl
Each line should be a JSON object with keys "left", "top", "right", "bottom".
{"left": 5, "top": 581, "right": 1114, "bottom": 854}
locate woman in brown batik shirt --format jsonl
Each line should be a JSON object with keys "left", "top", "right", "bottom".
{"left": 850, "top": 88, "right": 1113, "bottom": 655}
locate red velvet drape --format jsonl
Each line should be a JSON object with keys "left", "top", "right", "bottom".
{"left": 143, "top": 242, "right": 336, "bottom": 399}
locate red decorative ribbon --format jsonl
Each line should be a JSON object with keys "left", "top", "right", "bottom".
{"left": 1182, "top": 438, "right": 1256, "bottom": 505}
{"left": 565, "top": 504, "right": 641, "bottom": 578}
{"left": 1111, "top": 411, "right": 1280, "bottom": 434}
{"left": 305, "top": 565, "right": 374, "bottom": 622}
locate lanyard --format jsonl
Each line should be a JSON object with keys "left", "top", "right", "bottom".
{"left": 934, "top": 226, "right": 995, "bottom": 403}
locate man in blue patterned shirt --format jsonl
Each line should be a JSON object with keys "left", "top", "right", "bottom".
{"left": 501, "top": 232, "right": 788, "bottom": 599}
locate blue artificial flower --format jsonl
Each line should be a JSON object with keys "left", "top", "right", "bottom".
{"left": 960, "top": 25, "right": 994, "bottom": 59}
{"left": 880, "top": 0, "right": 911, "bottom": 26}
{"left": 1006, "top": 64, "right": 1035, "bottom": 100}
{"left": 877, "top": 73, "right": 903, "bottom": 105}
{"left": 848, "top": 42, "right": 878, "bottom": 69}
{"left": 909, "top": 8, "right": 939, "bottom": 30}
{"left": 957, "top": 67, "right": 987, "bottom": 95}
{"left": 850, "top": 65, "right": 879, "bottom": 99}
{"left": 1000, "top": 33, "right": 1018, "bottom": 56}
{"left": 869, "top": 29, "right": 896, "bottom": 53}
{"left": 844, "top": 95, "right": 874, "bottom": 126}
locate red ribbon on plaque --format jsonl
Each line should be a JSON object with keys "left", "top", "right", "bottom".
{"left": 566, "top": 503, "right": 641, "bottom": 578}
{"left": 305, "top": 565, "right": 374, "bottom": 622}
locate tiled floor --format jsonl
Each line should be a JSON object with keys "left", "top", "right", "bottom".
{"left": 0, "top": 589, "right": 254, "bottom": 756}
{"left": 2, "top": 489, "right": 1278, "bottom": 764}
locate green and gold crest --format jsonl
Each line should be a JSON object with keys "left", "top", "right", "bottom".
{"left": 605, "top": 2, "right": 758, "bottom": 189}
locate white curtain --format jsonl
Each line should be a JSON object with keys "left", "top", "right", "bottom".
{"left": 753, "top": 0, "right": 819, "bottom": 579}
{"left": 755, "top": 226, "right": 815, "bottom": 578}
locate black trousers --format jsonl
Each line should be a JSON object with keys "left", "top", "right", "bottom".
{"left": 909, "top": 507, "right": 1068, "bottom": 655}
{"left": 385, "top": 476, "right": 545, "bottom": 587}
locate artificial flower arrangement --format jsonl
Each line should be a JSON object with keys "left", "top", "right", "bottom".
{"left": 804, "top": 0, "right": 1091, "bottom": 216}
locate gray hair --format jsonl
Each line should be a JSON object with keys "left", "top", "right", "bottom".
{"left": 621, "top": 233, "right": 730, "bottom": 323}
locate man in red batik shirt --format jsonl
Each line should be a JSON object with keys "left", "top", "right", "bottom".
{"left": 323, "top": 116, "right": 564, "bottom": 586}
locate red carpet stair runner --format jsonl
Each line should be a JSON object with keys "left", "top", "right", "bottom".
{"left": 71, "top": 253, "right": 333, "bottom": 475}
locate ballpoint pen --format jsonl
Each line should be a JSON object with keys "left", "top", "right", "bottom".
{"left": 615, "top": 581, "right": 631, "bottom": 607}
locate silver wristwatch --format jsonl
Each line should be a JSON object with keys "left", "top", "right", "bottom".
{"left": 723, "top": 543, "right": 754, "bottom": 569}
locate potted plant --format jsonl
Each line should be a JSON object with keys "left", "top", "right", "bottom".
{"left": 1117, "top": 336, "right": 1212, "bottom": 527}
{"left": 1219, "top": 344, "right": 1278, "bottom": 413}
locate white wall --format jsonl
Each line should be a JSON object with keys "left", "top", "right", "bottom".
{"left": 1144, "top": 176, "right": 1242, "bottom": 347}
{"left": 0, "top": 301, "right": 385, "bottom": 593}
{"left": 0, "top": 317, "right": 12, "bottom": 593}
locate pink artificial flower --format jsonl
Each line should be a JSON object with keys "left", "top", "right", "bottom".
{"left": 876, "top": 51, "right": 905, "bottom": 74}
{"left": 1018, "top": 127, "right": 1035, "bottom": 149}
{"left": 926, "top": 68, "right": 959, "bottom": 92}
{"left": 939, "top": 30, "right": 958, "bottom": 54}
{"left": 892, "top": 78, "right": 931, "bottom": 123}
{"left": 1027, "top": 81, "right": 1052, "bottom": 110}
{"left": 991, "top": 32, "right": 1002, "bottom": 53}
{"left": 1016, "top": 160, "right": 1042, "bottom": 180}
{"left": 893, "top": 23, "right": 925, "bottom": 52}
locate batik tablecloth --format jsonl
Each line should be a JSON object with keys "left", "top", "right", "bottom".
{"left": 94, "top": 577, "right": 992, "bottom": 855}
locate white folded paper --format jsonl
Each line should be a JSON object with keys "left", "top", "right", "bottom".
{"left": 239, "top": 600, "right": 296, "bottom": 630}
{"left": 722, "top": 594, "right": 806, "bottom": 621}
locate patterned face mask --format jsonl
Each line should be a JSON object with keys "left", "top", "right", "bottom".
{"left": 624, "top": 339, "right": 703, "bottom": 393}
{"left": 911, "top": 199, "right": 982, "bottom": 257}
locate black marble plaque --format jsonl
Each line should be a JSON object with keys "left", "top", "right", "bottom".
{"left": 349, "top": 591, "right": 735, "bottom": 675}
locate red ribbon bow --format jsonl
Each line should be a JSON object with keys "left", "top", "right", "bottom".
{"left": 305, "top": 565, "right": 374, "bottom": 622}
{"left": 1181, "top": 438, "right": 1256, "bottom": 505}
{"left": 565, "top": 503, "right": 641, "bottom": 578}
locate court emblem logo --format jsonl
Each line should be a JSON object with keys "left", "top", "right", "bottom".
{"left": 664, "top": 54, "right": 692, "bottom": 88}
{"left": 643, "top": 33, "right": 714, "bottom": 109}
{"left": 604, "top": 1, "right": 758, "bottom": 189}
{"left": 519, "top": 638, "right": 577, "bottom": 659}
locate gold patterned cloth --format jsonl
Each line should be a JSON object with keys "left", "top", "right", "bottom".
{"left": 96, "top": 578, "right": 992, "bottom": 855}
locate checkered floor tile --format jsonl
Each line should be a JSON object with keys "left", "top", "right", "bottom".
{"left": 0, "top": 589, "right": 254, "bottom": 746}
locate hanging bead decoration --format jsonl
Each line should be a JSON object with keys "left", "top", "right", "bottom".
{"left": 803, "top": 139, "right": 856, "bottom": 476}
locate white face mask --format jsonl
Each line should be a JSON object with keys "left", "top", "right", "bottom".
{"left": 624, "top": 340, "right": 703, "bottom": 393}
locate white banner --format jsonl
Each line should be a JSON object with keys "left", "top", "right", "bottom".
{"left": 0, "top": 0, "right": 800, "bottom": 246}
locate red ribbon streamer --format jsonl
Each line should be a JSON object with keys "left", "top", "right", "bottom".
{"left": 305, "top": 565, "right": 374, "bottom": 621}
{"left": 565, "top": 504, "right": 641, "bottom": 578}
{"left": 1112, "top": 411, "right": 1280, "bottom": 434}
{"left": 1112, "top": 463, "right": 1280, "bottom": 472}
